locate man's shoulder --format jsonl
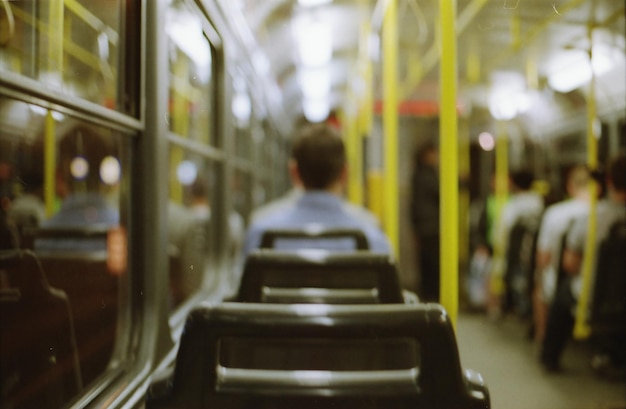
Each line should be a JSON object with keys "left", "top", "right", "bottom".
{"left": 343, "top": 202, "right": 380, "bottom": 228}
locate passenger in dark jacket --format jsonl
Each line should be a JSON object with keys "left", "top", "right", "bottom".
{"left": 410, "top": 142, "right": 440, "bottom": 302}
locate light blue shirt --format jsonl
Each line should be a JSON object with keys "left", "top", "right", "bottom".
{"left": 242, "top": 191, "right": 391, "bottom": 261}
{"left": 34, "top": 193, "right": 119, "bottom": 254}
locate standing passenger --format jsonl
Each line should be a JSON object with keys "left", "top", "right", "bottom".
{"left": 533, "top": 164, "right": 590, "bottom": 346}
{"left": 241, "top": 123, "right": 391, "bottom": 260}
{"left": 540, "top": 154, "right": 626, "bottom": 373}
{"left": 410, "top": 141, "right": 440, "bottom": 302}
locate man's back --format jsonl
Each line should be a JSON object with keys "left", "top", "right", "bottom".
{"left": 243, "top": 191, "right": 391, "bottom": 259}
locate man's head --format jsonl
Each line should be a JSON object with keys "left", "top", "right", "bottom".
{"left": 290, "top": 124, "right": 346, "bottom": 191}
{"left": 565, "top": 164, "right": 590, "bottom": 199}
{"left": 510, "top": 169, "right": 534, "bottom": 191}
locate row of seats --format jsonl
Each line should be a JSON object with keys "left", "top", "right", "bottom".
{"left": 0, "top": 227, "right": 120, "bottom": 409}
{"left": 146, "top": 227, "right": 491, "bottom": 408}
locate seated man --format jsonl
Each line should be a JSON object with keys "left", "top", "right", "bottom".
{"left": 241, "top": 123, "right": 391, "bottom": 262}
{"left": 250, "top": 145, "right": 380, "bottom": 229}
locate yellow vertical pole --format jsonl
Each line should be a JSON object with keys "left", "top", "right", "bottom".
{"left": 44, "top": 111, "right": 57, "bottom": 217}
{"left": 490, "top": 120, "right": 509, "bottom": 298}
{"left": 574, "top": 36, "right": 598, "bottom": 340}
{"left": 439, "top": 0, "right": 459, "bottom": 327}
{"left": 169, "top": 54, "right": 189, "bottom": 203}
{"left": 346, "top": 103, "right": 363, "bottom": 205}
{"left": 48, "top": 0, "right": 64, "bottom": 84}
{"left": 458, "top": 117, "right": 470, "bottom": 277}
{"left": 526, "top": 53, "right": 539, "bottom": 90}
{"left": 382, "top": 0, "right": 399, "bottom": 257}
{"left": 466, "top": 36, "right": 481, "bottom": 85}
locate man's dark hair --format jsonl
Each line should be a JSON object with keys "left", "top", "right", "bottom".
{"left": 510, "top": 169, "right": 534, "bottom": 190}
{"left": 608, "top": 153, "right": 626, "bottom": 191}
{"left": 292, "top": 124, "right": 346, "bottom": 190}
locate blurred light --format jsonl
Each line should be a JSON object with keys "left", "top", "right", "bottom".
{"left": 298, "top": 0, "right": 332, "bottom": 7}
{"left": 303, "top": 98, "right": 330, "bottom": 123}
{"left": 478, "top": 132, "right": 495, "bottom": 151}
{"left": 167, "top": 11, "right": 211, "bottom": 70}
{"left": 299, "top": 68, "right": 331, "bottom": 99}
{"left": 177, "top": 161, "right": 198, "bottom": 186}
{"left": 28, "top": 104, "right": 47, "bottom": 116}
{"left": 293, "top": 17, "right": 332, "bottom": 67}
{"left": 368, "top": 33, "right": 380, "bottom": 61}
{"left": 232, "top": 92, "right": 251, "bottom": 125}
{"left": 252, "top": 51, "right": 270, "bottom": 75}
{"left": 488, "top": 71, "right": 527, "bottom": 120}
{"left": 547, "top": 47, "right": 613, "bottom": 93}
{"left": 70, "top": 156, "right": 89, "bottom": 180}
{"left": 100, "top": 156, "right": 121, "bottom": 185}
{"left": 51, "top": 111, "right": 66, "bottom": 121}
{"left": 488, "top": 90, "right": 518, "bottom": 120}
{"left": 28, "top": 104, "right": 66, "bottom": 121}
{"left": 97, "top": 32, "right": 110, "bottom": 61}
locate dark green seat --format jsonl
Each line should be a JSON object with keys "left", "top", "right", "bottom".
{"left": 146, "top": 302, "right": 490, "bottom": 409}
{"left": 260, "top": 227, "right": 370, "bottom": 250}
{"left": 236, "top": 249, "right": 404, "bottom": 304}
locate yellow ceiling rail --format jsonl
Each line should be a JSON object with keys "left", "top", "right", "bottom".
{"left": 485, "top": 0, "right": 588, "bottom": 73}
{"left": 399, "top": 0, "right": 489, "bottom": 100}
{"left": 64, "top": 0, "right": 119, "bottom": 46}
{"left": 10, "top": 4, "right": 114, "bottom": 73}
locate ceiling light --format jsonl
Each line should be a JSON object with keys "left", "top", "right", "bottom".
{"left": 547, "top": 47, "right": 614, "bottom": 93}
{"left": 299, "top": 68, "right": 331, "bottom": 99}
{"left": 166, "top": 11, "right": 211, "bottom": 69}
{"left": 298, "top": 0, "right": 332, "bottom": 7}
{"left": 293, "top": 16, "right": 332, "bottom": 67}
{"left": 303, "top": 98, "right": 331, "bottom": 123}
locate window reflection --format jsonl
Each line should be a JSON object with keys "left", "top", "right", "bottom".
{"left": 167, "top": 0, "right": 215, "bottom": 145}
{"left": 0, "top": 95, "right": 131, "bottom": 406}
{"left": 0, "top": 0, "right": 137, "bottom": 115}
{"left": 167, "top": 144, "right": 219, "bottom": 308}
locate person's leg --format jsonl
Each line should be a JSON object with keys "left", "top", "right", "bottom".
{"left": 540, "top": 278, "right": 575, "bottom": 371}
{"left": 419, "top": 235, "right": 440, "bottom": 302}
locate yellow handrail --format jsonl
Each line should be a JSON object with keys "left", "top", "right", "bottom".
{"left": 382, "top": 0, "right": 399, "bottom": 258}
{"left": 490, "top": 121, "right": 509, "bottom": 299}
{"left": 573, "top": 25, "right": 599, "bottom": 340}
{"left": 439, "top": 0, "right": 459, "bottom": 329}
{"left": 44, "top": 110, "right": 57, "bottom": 217}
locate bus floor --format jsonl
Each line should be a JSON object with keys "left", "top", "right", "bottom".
{"left": 456, "top": 312, "right": 626, "bottom": 409}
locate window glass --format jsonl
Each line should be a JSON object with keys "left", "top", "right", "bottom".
{"left": 167, "top": 143, "right": 218, "bottom": 308}
{"left": 0, "top": 1, "right": 138, "bottom": 115}
{"left": 0, "top": 95, "right": 131, "bottom": 407}
{"left": 166, "top": 0, "right": 215, "bottom": 145}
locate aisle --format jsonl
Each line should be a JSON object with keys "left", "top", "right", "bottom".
{"left": 455, "top": 313, "right": 626, "bottom": 409}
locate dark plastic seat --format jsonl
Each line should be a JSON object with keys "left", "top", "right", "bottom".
{"left": 0, "top": 250, "right": 82, "bottom": 409}
{"left": 236, "top": 249, "right": 405, "bottom": 304}
{"left": 33, "top": 227, "right": 121, "bottom": 385}
{"left": 146, "top": 302, "right": 490, "bottom": 409}
{"left": 590, "top": 220, "right": 626, "bottom": 333}
{"left": 260, "top": 227, "right": 370, "bottom": 250}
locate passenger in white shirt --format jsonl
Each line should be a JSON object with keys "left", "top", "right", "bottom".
{"left": 533, "top": 164, "right": 590, "bottom": 345}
